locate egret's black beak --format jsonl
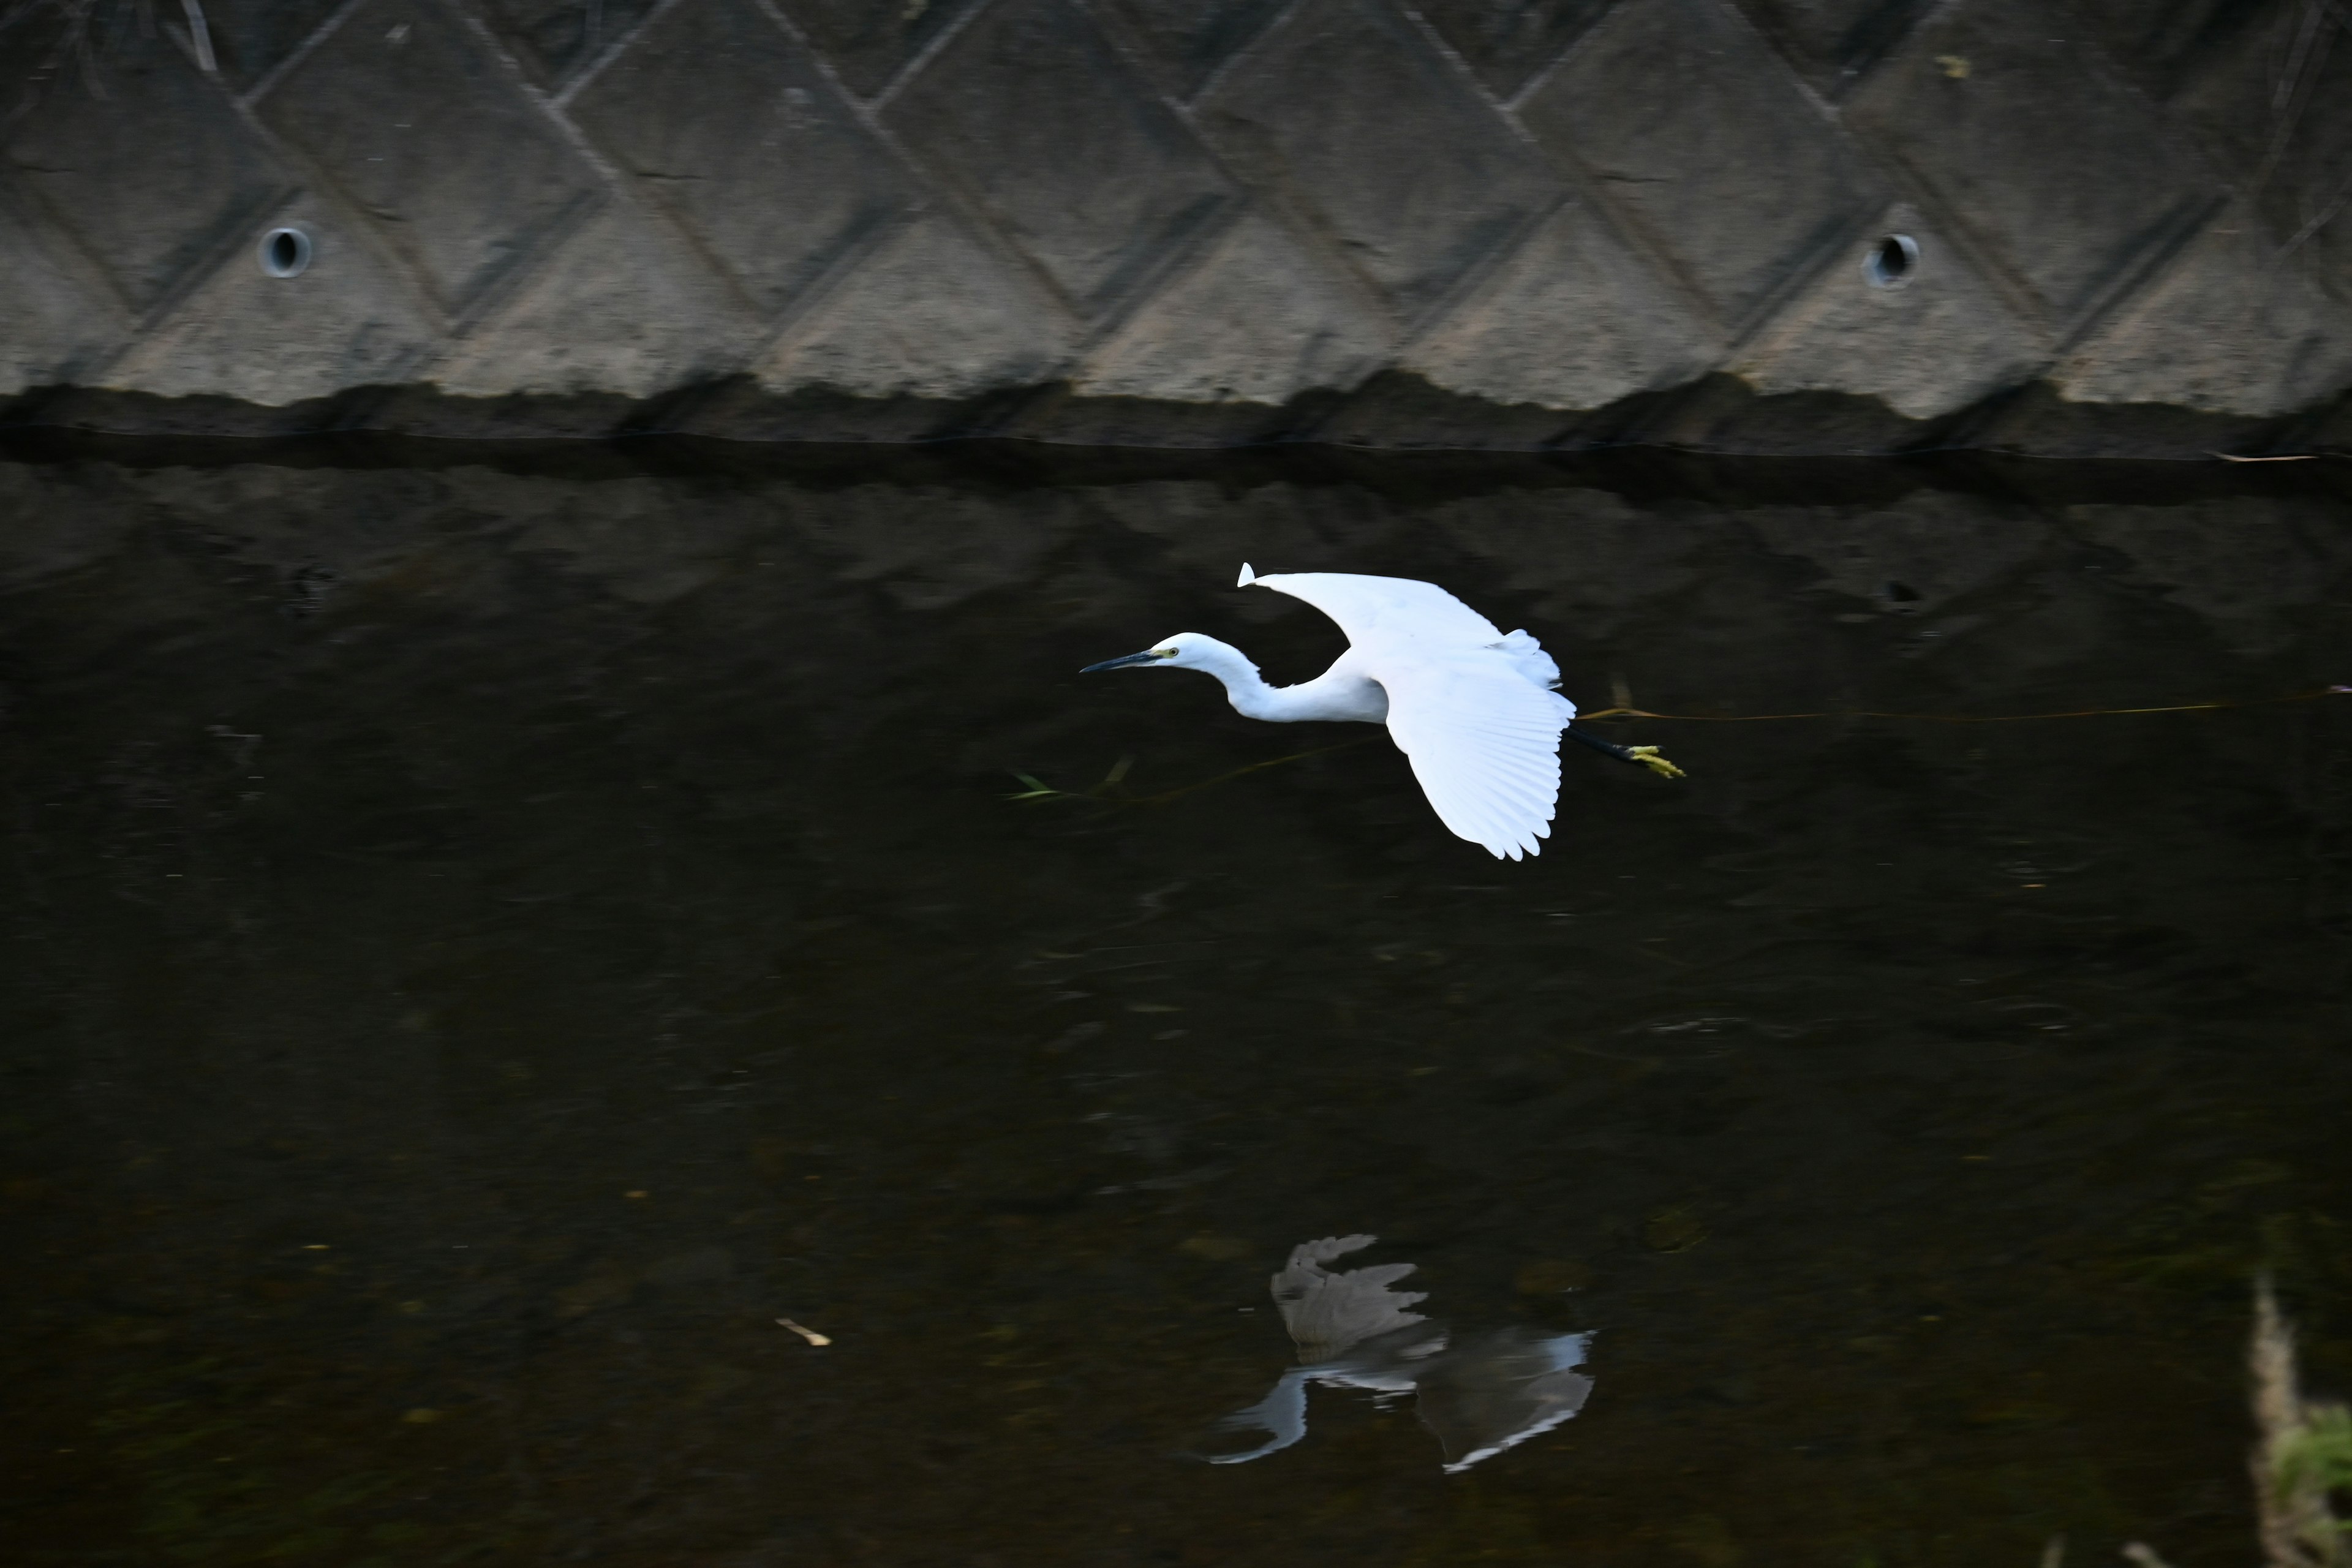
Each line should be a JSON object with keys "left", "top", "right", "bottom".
{"left": 1080, "top": 650, "right": 1164, "bottom": 674}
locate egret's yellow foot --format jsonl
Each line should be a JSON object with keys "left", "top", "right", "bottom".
{"left": 1629, "top": 745, "right": 1686, "bottom": 780}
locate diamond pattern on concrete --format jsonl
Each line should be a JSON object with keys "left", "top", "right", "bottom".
{"left": 3, "top": 29, "right": 291, "bottom": 316}
{"left": 475, "top": 0, "right": 668, "bottom": 88}
{"left": 570, "top": 0, "right": 912, "bottom": 318}
{"left": 1844, "top": 0, "right": 2218, "bottom": 328}
{"left": 884, "top": 0, "right": 1232, "bottom": 317}
{"left": 1519, "top": 0, "right": 1877, "bottom": 329}
{"left": 257, "top": 0, "right": 605, "bottom": 319}
{"left": 430, "top": 198, "right": 766, "bottom": 397}
{"left": 772, "top": 0, "right": 979, "bottom": 99}
{"left": 106, "top": 198, "right": 437, "bottom": 403}
{"left": 761, "top": 213, "right": 1078, "bottom": 398}
{"left": 1400, "top": 198, "right": 1719, "bottom": 409}
{"left": 2155, "top": 1, "right": 2321, "bottom": 173}
{"left": 1414, "top": 0, "right": 1619, "bottom": 101}
{"left": 2160, "top": 2, "right": 2352, "bottom": 295}
{"left": 1098, "top": 0, "right": 1289, "bottom": 100}
{"left": 192, "top": 0, "right": 353, "bottom": 94}
{"left": 1196, "top": 0, "right": 1558, "bottom": 318}
{"left": 2054, "top": 199, "right": 2352, "bottom": 417}
{"left": 1726, "top": 0, "right": 1932, "bottom": 97}
{"left": 1076, "top": 209, "right": 1394, "bottom": 403}
{"left": 2250, "top": 63, "right": 2352, "bottom": 302}
{"left": 0, "top": 183, "right": 126, "bottom": 393}
{"left": 2063, "top": 0, "right": 2279, "bottom": 103}
{"left": 0, "top": 0, "right": 2340, "bottom": 438}
{"left": 1728, "top": 204, "right": 2044, "bottom": 419}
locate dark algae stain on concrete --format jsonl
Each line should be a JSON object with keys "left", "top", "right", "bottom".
{"left": 2, "top": 453, "right": 2352, "bottom": 1564}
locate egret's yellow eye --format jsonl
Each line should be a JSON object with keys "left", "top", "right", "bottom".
{"left": 1155, "top": 647, "right": 1180, "bottom": 658}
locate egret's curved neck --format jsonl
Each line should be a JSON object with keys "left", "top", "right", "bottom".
{"left": 1182, "top": 639, "right": 1287, "bottom": 719}
{"left": 1183, "top": 639, "right": 1378, "bottom": 723}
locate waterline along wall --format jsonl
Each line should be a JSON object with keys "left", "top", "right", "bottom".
{"left": 2, "top": 0, "right": 2349, "bottom": 456}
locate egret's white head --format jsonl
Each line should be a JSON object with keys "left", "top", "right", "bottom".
{"left": 1080, "top": 631, "right": 1231, "bottom": 673}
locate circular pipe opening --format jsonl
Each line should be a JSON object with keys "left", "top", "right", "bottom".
{"left": 1863, "top": 233, "right": 1920, "bottom": 288}
{"left": 258, "top": 227, "right": 313, "bottom": 279}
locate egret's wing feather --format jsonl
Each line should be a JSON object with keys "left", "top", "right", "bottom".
{"left": 1248, "top": 571, "right": 1504, "bottom": 650}
{"left": 1376, "top": 655, "right": 1573, "bottom": 860}
{"left": 1240, "top": 567, "right": 1572, "bottom": 858}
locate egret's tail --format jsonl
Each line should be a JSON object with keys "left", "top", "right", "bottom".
{"left": 1237, "top": 562, "right": 1257, "bottom": 587}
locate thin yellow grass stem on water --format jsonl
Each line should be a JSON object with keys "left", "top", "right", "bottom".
{"left": 1128, "top": 739, "right": 1382, "bottom": 805}
{"left": 1006, "top": 739, "right": 1380, "bottom": 807}
{"left": 1580, "top": 687, "right": 2352, "bottom": 726}
{"left": 1010, "top": 687, "right": 2349, "bottom": 807}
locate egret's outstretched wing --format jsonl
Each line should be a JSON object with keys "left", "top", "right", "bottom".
{"left": 1240, "top": 567, "right": 1504, "bottom": 649}
{"left": 1237, "top": 565, "right": 1575, "bottom": 856}
{"left": 1377, "top": 655, "right": 1574, "bottom": 860}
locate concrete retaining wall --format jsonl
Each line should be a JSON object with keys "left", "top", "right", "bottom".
{"left": 3, "top": 0, "right": 2350, "bottom": 454}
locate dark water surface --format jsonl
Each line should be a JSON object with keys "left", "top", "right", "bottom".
{"left": 5, "top": 450, "right": 2352, "bottom": 1567}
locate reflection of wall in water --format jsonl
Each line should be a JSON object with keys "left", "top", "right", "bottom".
{"left": 5, "top": 455, "right": 2352, "bottom": 1566}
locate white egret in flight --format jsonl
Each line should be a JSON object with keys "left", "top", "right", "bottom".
{"left": 1081, "top": 565, "right": 1683, "bottom": 859}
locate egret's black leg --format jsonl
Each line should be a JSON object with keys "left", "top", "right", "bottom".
{"left": 1564, "top": 725, "right": 1638, "bottom": 764}
{"left": 1565, "top": 724, "right": 1687, "bottom": 779}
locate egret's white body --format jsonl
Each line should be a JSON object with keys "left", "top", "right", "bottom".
{"left": 1085, "top": 565, "right": 1635, "bottom": 861}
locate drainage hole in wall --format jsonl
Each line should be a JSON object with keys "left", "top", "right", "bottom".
{"left": 259, "top": 227, "right": 313, "bottom": 279}
{"left": 1863, "top": 233, "right": 1919, "bottom": 288}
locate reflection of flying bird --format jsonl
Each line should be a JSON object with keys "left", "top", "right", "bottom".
{"left": 1081, "top": 567, "right": 1683, "bottom": 861}
{"left": 1197, "top": 1235, "right": 1594, "bottom": 1473}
